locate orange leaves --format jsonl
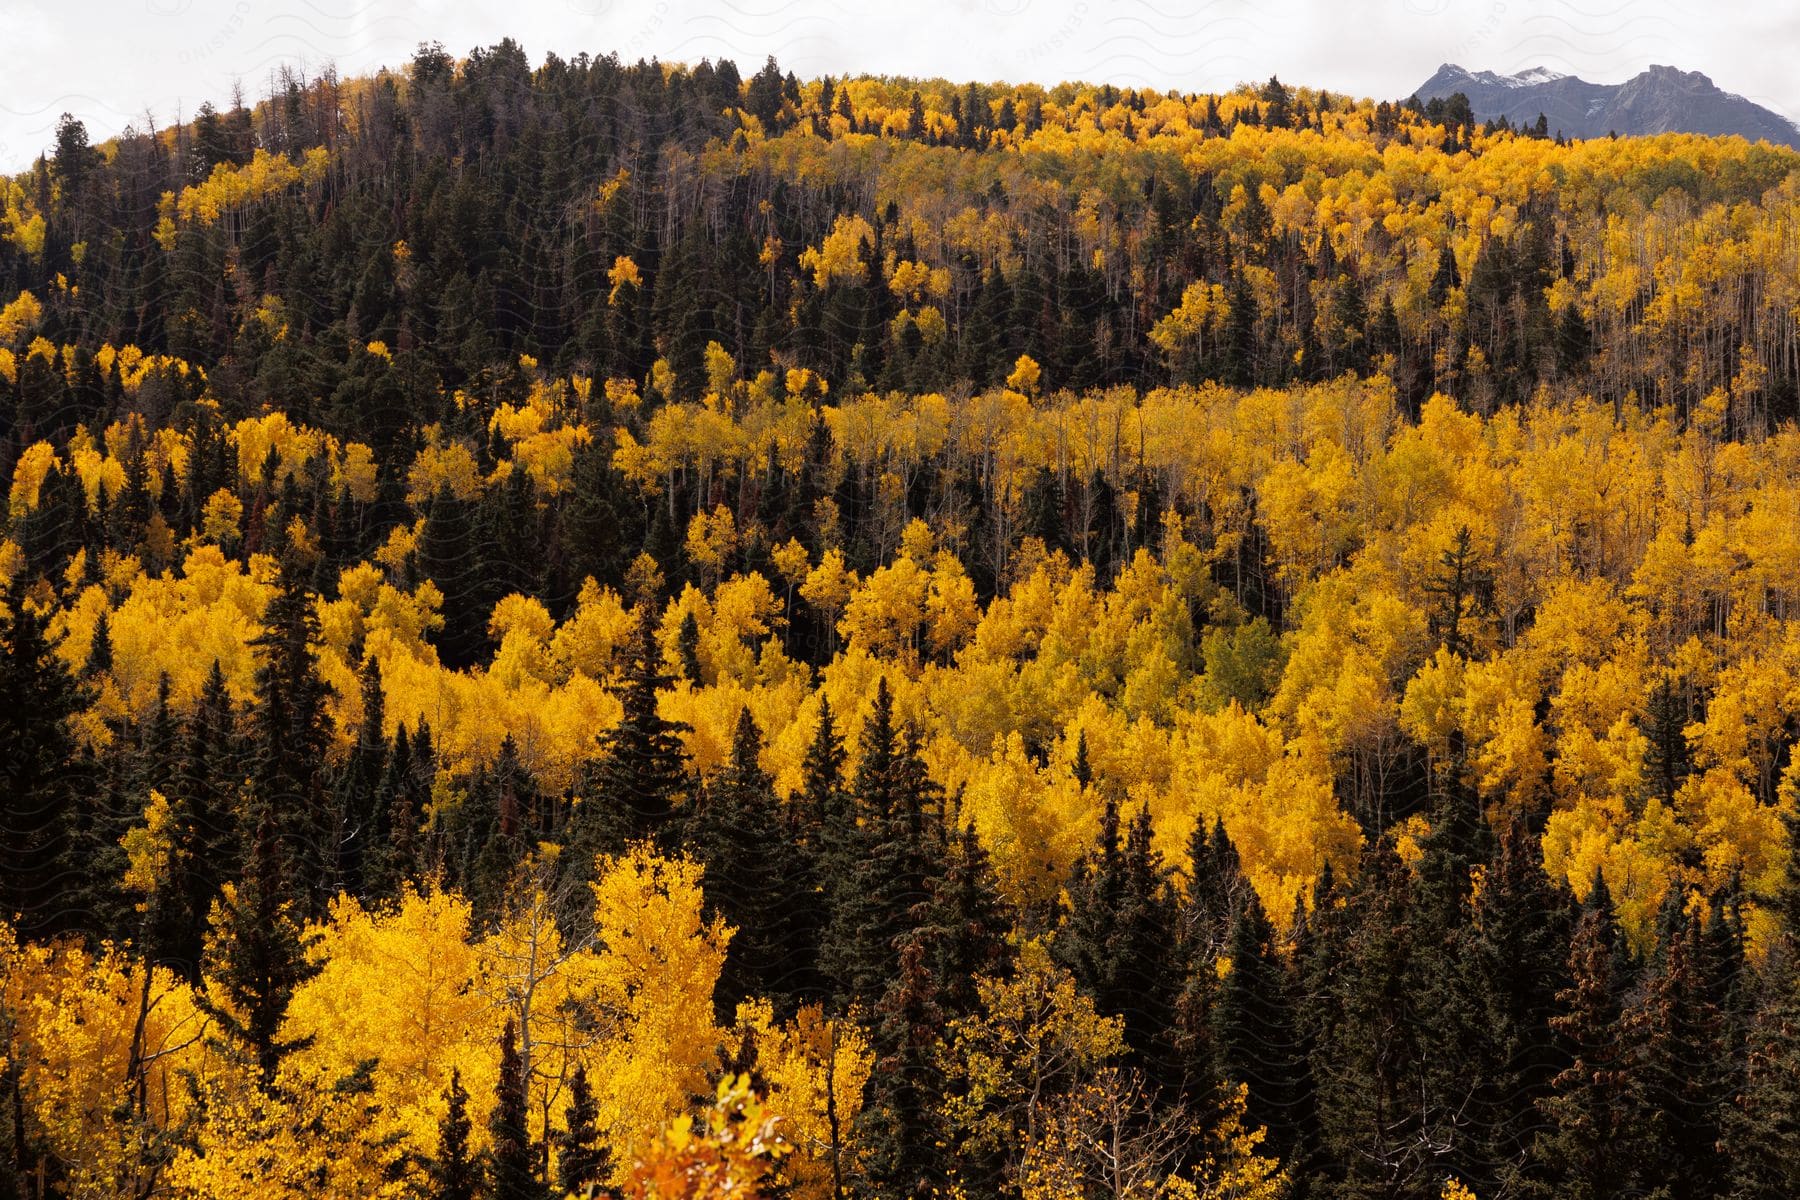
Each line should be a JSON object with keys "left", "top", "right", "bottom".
{"left": 620, "top": 1074, "right": 791, "bottom": 1200}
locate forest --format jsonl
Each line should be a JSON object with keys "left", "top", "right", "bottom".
{"left": 4, "top": 37, "right": 1800, "bottom": 1200}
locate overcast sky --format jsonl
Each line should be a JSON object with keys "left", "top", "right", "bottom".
{"left": 4, "top": 0, "right": 1797, "bottom": 170}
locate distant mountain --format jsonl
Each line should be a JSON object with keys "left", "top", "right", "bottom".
{"left": 1414, "top": 63, "right": 1800, "bottom": 147}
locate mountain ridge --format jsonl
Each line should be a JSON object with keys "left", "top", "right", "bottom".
{"left": 1415, "top": 62, "right": 1800, "bottom": 147}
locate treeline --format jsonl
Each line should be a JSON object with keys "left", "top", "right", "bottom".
{"left": 4, "top": 39, "right": 1800, "bottom": 449}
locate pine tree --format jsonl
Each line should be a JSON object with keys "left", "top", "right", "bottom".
{"left": 1308, "top": 842, "right": 1439, "bottom": 1200}
{"left": 554, "top": 1064, "right": 610, "bottom": 1196}
{"left": 1723, "top": 953, "right": 1800, "bottom": 1199}
{"left": 165, "top": 661, "right": 241, "bottom": 979}
{"left": 676, "top": 610, "right": 703, "bottom": 683}
{"left": 365, "top": 725, "right": 422, "bottom": 901}
{"left": 788, "top": 696, "right": 847, "bottom": 1003}
{"left": 859, "top": 937, "right": 948, "bottom": 1200}
{"left": 567, "top": 608, "right": 690, "bottom": 871}
{"left": 1224, "top": 269, "right": 1258, "bottom": 386}
{"left": 490, "top": 1019, "right": 544, "bottom": 1200}
{"left": 432, "top": 1068, "right": 478, "bottom": 1200}
{"left": 820, "top": 679, "right": 938, "bottom": 1011}
{"left": 1058, "top": 801, "right": 1185, "bottom": 1093}
{"left": 418, "top": 482, "right": 485, "bottom": 668}
{"left": 203, "top": 808, "right": 315, "bottom": 1081}
{"left": 690, "top": 707, "right": 808, "bottom": 1020}
{"left": 448, "top": 739, "right": 534, "bottom": 922}
{"left": 0, "top": 583, "right": 91, "bottom": 940}
{"left": 917, "top": 822, "right": 1013, "bottom": 1016}
{"left": 246, "top": 554, "right": 333, "bottom": 911}
{"left": 1211, "top": 890, "right": 1304, "bottom": 1156}
{"left": 1405, "top": 783, "right": 1497, "bottom": 1191}
{"left": 1640, "top": 675, "right": 1690, "bottom": 806}
{"left": 333, "top": 655, "right": 389, "bottom": 897}
{"left": 1184, "top": 816, "right": 1250, "bottom": 966}
{"left": 1556, "top": 303, "right": 1592, "bottom": 375}
{"left": 1532, "top": 903, "right": 1637, "bottom": 1200}
{"left": 1465, "top": 814, "right": 1571, "bottom": 1195}
{"left": 1624, "top": 908, "right": 1728, "bottom": 1200}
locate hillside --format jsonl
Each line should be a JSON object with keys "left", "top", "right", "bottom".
{"left": 4, "top": 42, "right": 1800, "bottom": 1200}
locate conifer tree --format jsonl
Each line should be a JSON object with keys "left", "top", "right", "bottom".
{"left": 1723, "top": 952, "right": 1800, "bottom": 1199}
{"left": 554, "top": 1064, "right": 609, "bottom": 1196}
{"left": 1532, "top": 903, "right": 1637, "bottom": 1200}
{"left": 203, "top": 808, "right": 314, "bottom": 1081}
{"left": 1211, "top": 890, "right": 1304, "bottom": 1156}
{"left": 1465, "top": 814, "right": 1571, "bottom": 1194}
{"left": 333, "top": 655, "right": 388, "bottom": 896}
{"left": 1624, "top": 909, "right": 1728, "bottom": 1200}
{"left": 860, "top": 937, "right": 949, "bottom": 1200}
{"left": 918, "top": 822, "right": 1013, "bottom": 1016}
{"left": 691, "top": 707, "right": 807, "bottom": 1019}
{"left": 365, "top": 724, "right": 422, "bottom": 901}
{"left": 490, "top": 1018, "right": 543, "bottom": 1200}
{"left": 788, "top": 696, "right": 847, "bottom": 1001}
{"left": 432, "top": 1068, "right": 478, "bottom": 1200}
{"left": 418, "top": 483, "right": 484, "bottom": 668}
{"left": 567, "top": 608, "right": 690, "bottom": 870}
{"left": 246, "top": 555, "right": 332, "bottom": 911}
{"left": 164, "top": 660, "right": 241, "bottom": 978}
{"left": 1308, "top": 842, "right": 1439, "bottom": 1200}
{"left": 1058, "top": 801, "right": 1185, "bottom": 1092}
{"left": 0, "top": 583, "right": 90, "bottom": 939}
{"left": 820, "top": 680, "right": 938, "bottom": 1011}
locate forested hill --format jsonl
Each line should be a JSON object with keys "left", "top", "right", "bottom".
{"left": 7, "top": 39, "right": 1800, "bottom": 1200}
{"left": 6, "top": 42, "right": 1800, "bottom": 415}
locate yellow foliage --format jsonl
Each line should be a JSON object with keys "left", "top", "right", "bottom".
{"left": 589, "top": 847, "right": 733, "bottom": 1163}
{"left": 799, "top": 214, "right": 875, "bottom": 287}
{"left": 0, "top": 289, "right": 43, "bottom": 343}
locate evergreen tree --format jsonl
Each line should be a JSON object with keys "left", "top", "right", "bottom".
{"left": 1532, "top": 902, "right": 1639, "bottom": 1200}
{"left": 1465, "top": 814, "right": 1572, "bottom": 1195}
{"left": 1723, "top": 954, "right": 1800, "bottom": 1199}
{"left": 365, "top": 725, "right": 423, "bottom": 901}
{"left": 566, "top": 608, "right": 690, "bottom": 872}
{"left": 490, "top": 1019, "right": 544, "bottom": 1200}
{"left": 917, "top": 822, "right": 1013, "bottom": 1016}
{"left": 788, "top": 696, "right": 848, "bottom": 1003}
{"left": 246, "top": 555, "right": 333, "bottom": 910}
{"left": 432, "top": 1068, "right": 478, "bottom": 1200}
{"left": 1556, "top": 303, "right": 1592, "bottom": 375}
{"left": 1211, "top": 890, "right": 1305, "bottom": 1155}
{"left": 1307, "top": 843, "right": 1441, "bottom": 1200}
{"left": 820, "top": 679, "right": 937, "bottom": 1011}
{"left": 1184, "top": 816, "right": 1250, "bottom": 966}
{"left": 859, "top": 937, "right": 948, "bottom": 1200}
{"left": 1624, "top": 908, "right": 1728, "bottom": 1200}
{"left": 1224, "top": 269, "right": 1258, "bottom": 386}
{"left": 165, "top": 661, "right": 241, "bottom": 978}
{"left": 0, "top": 583, "right": 91, "bottom": 939}
{"left": 418, "top": 483, "right": 485, "bottom": 668}
{"left": 554, "top": 1064, "right": 610, "bottom": 1196}
{"left": 203, "top": 808, "right": 315, "bottom": 1081}
{"left": 690, "top": 707, "right": 808, "bottom": 1020}
{"left": 333, "top": 655, "right": 389, "bottom": 897}
{"left": 1058, "top": 801, "right": 1185, "bottom": 1092}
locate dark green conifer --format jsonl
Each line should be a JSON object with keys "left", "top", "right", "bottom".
{"left": 489, "top": 1019, "right": 544, "bottom": 1200}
